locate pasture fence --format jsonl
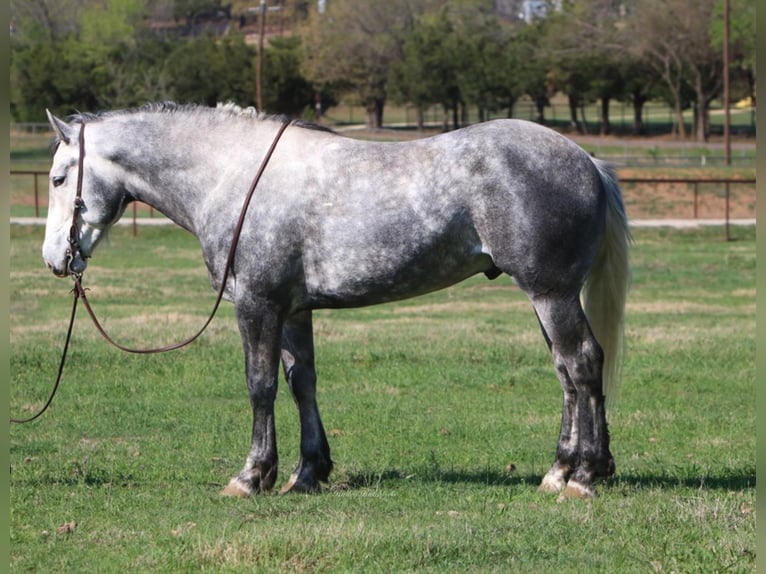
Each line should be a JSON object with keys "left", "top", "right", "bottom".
{"left": 11, "top": 170, "right": 755, "bottom": 241}
{"left": 618, "top": 177, "right": 755, "bottom": 241}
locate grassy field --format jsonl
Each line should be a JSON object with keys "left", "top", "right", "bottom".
{"left": 9, "top": 223, "right": 755, "bottom": 572}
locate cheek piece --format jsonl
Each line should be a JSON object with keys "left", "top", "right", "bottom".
{"left": 66, "top": 124, "right": 88, "bottom": 277}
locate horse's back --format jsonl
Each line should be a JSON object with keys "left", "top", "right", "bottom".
{"left": 258, "top": 118, "right": 608, "bottom": 307}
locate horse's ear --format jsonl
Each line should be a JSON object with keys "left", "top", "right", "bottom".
{"left": 46, "top": 109, "right": 73, "bottom": 145}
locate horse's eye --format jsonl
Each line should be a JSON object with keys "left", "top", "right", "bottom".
{"left": 52, "top": 175, "right": 66, "bottom": 187}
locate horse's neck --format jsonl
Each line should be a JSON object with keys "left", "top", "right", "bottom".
{"left": 107, "top": 118, "right": 240, "bottom": 234}
{"left": 103, "top": 114, "right": 285, "bottom": 235}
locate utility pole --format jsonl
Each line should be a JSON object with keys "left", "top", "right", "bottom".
{"left": 257, "top": 0, "right": 267, "bottom": 111}
{"left": 723, "top": 0, "right": 731, "bottom": 166}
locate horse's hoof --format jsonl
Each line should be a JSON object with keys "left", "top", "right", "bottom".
{"left": 221, "top": 479, "right": 252, "bottom": 497}
{"left": 556, "top": 481, "right": 595, "bottom": 502}
{"left": 279, "top": 474, "right": 321, "bottom": 494}
{"left": 538, "top": 470, "right": 567, "bottom": 493}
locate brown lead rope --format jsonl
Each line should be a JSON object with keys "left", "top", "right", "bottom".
{"left": 10, "top": 288, "right": 80, "bottom": 424}
{"left": 11, "top": 119, "right": 290, "bottom": 423}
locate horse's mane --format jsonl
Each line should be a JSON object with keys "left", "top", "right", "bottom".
{"left": 68, "top": 101, "right": 334, "bottom": 133}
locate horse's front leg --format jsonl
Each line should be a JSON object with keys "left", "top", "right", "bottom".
{"left": 222, "top": 298, "right": 284, "bottom": 497}
{"left": 280, "top": 311, "right": 333, "bottom": 493}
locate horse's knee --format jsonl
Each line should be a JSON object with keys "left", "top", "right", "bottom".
{"left": 247, "top": 376, "right": 278, "bottom": 406}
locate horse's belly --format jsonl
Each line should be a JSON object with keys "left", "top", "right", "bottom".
{"left": 303, "top": 245, "right": 494, "bottom": 309}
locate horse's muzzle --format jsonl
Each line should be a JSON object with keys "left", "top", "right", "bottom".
{"left": 46, "top": 260, "right": 70, "bottom": 278}
{"left": 45, "top": 251, "right": 88, "bottom": 278}
{"left": 68, "top": 252, "right": 88, "bottom": 276}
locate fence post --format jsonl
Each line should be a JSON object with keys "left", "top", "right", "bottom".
{"left": 33, "top": 173, "right": 40, "bottom": 218}
{"left": 693, "top": 182, "right": 698, "bottom": 219}
{"left": 725, "top": 182, "right": 731, "bottom": 242}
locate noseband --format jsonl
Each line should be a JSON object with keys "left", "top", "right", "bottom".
{"left": 11, "top": 118, "right": 291, "bottom": 424}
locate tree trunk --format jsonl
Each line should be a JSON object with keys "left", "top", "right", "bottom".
{"left": 375, "top": 98, "right": 384, "bottom": 129}
{"left": 673, "top": 99, "right": 686, "bottom": 139}
{"left": 365, "top": 105, "right": 376, "bottom": 130}
{"left": 600, "top": 97, "right": 611, "bottom": 136}
{"left": 365, "top": 98, "right": 385, "bottom": 129}
{"left": 694, "top": 75, "right": 710, "bottom": 142}
{"left": 632, "top": 95, "right": 646, "bottom": 135}
{"left": 568, "top": 94, "right": 579, "bottom": 132}
{"left": 452, "top": 99, "right": 459, "bottom": 131}
{"left": 579, "top": 103, "right": 589, "bottom": 135}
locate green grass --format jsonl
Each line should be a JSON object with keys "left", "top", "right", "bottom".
{"left": 10, "top": 224, "right": 755, "bottom": 572}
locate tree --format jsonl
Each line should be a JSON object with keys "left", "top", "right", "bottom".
{"left": 448, "top": 4, "right": 517, "bottom": 124}
{"left": 543, "top": 9, "right": 597, "bottom": 133}
{"left": 11, "top": 42, "right": 68, "bottom": 120}
{"left": 618, "top": 56, "right": 661, "bottom": 135}
{"left": 510, "top": 20, "right": 554, "bottom": 124}
{"left": 299, "top": 0, "right": 432, "bottom": 128}
{"left": 542, "top": 0, "right": 628, "bottom": 135}
{"left": 261, "top": 36, "right": 315, "bottom": 117}
{"left": 77, "top": 0, "right": 149, "bottom": 108}
{"left": 388, "top": 8, "right": 460, "bottom": 130}
{"left": 164, "top": 34, "right": 236, "bottom": 106}
{"left": 710, "top": 0, "right": 756, "bottom": 106}
{"left": 626, "top": 0, "right": 724, "bottom": 141}
{"left": 10, "top": 0, "right": 87, "bottom": 43}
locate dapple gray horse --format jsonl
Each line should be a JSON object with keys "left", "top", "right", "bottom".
{"left": 43, "top": 103, "right": 630, "bottom": 500}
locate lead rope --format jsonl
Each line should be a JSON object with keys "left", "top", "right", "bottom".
{"left": 11, "top": 119, "right": 290, "bottom": 423}
{"left": 10, "top": 124, "right": 89, "bottom": 425}
{"left": 10, "top": 288, "right": 80, "bottom": 424}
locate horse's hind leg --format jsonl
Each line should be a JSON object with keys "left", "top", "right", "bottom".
{"left": 532, "top": 295, "right": 614, "bottom": 499}
{"left": 534, "top": 309, "right": 579, "bottom": 494}
{"left": 279, "top": 310, "right": 333, "bottom": 493}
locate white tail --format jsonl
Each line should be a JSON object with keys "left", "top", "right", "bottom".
{"left": 583, "top": 160, "right": 631, "bottom": 406}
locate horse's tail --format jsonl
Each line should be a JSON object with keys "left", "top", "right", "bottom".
{"left": 583, "top": 159, "right": 631, "bottom": 406}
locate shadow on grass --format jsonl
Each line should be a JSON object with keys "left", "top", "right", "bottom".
{"left": 612, "top": 470, "right": 755, "bottom": 492}
{"left": 330, "top": 466, "right": 755, "bottom": 493}
{"left": 12, "top": 456, "right": 754, "bottom": 493}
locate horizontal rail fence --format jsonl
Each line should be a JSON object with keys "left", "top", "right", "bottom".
{"left": 620, "top": 177, "right": 756, "bottom": 241}
{"left": 10, "top": 170, "right": 159, "bottom": 236}
{"left": 11, "top": 171, "right": 755, "bottom": 240}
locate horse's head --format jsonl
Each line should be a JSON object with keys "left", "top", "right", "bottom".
{"left": 42, "top": 111, "right": 130, "bottom": 277}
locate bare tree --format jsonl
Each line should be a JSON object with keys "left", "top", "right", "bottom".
{"left": 10, "top": 0, "right": 87, "bottom": 42}
{"left": 299, "top": 0, "right": 440, "bottom": 128}
{"left": 626, "top": 0, "right": 721, "bottom": 140}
